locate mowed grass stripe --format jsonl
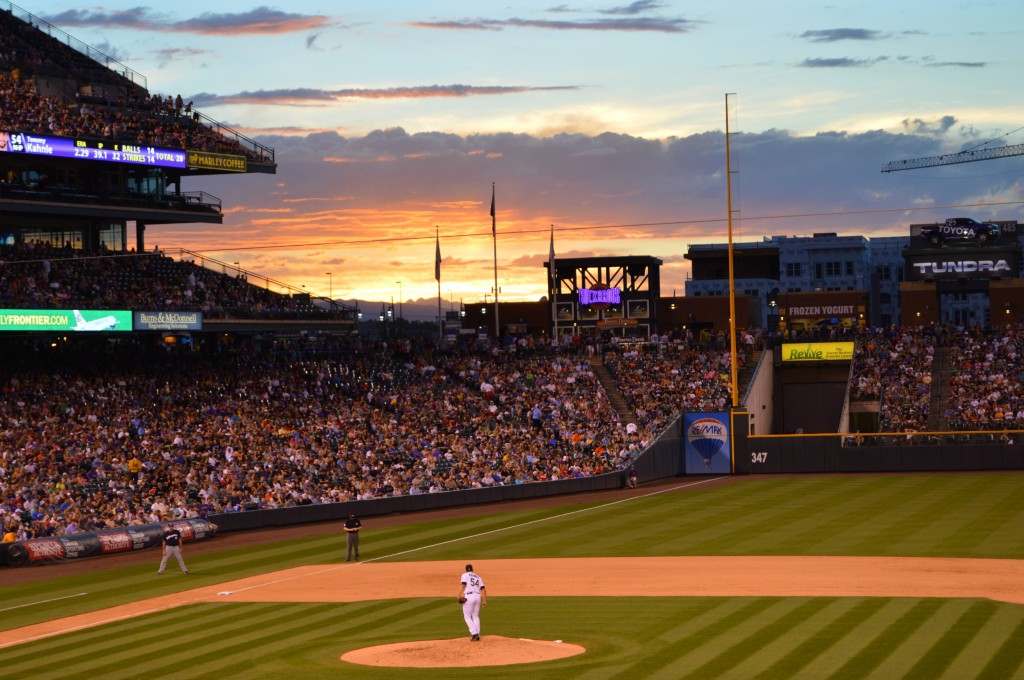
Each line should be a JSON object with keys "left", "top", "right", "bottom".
{"left": 593, "top": 598, "right": 775, "bottom": 680}
{"left": 175, "top": 600, "right": 448, "bottom": 680}
{"left": 634, "top": 598, "right": 786, "bottom": 679}
{"left": 902, "top": 600, "right": 996, "bottom": 680}
{"left": 674, "top": 598, "right": 830, "bottom": 680}
{"left": 2, "top": 602, "right": 290, "bottom": 677}
{"left": 825, "top": 599, "right": 943, "bottom": 680}
{"left": 80, "top": 602, "right": 344, "bottom": 680}
{"left": 649, "top": 479, "right": 857, "bottom": 555}
{"left": 942, "top": 603, "right": 1024, "bottom": 680}
{"left": 640, "top": 476, "right": 920, "bottom": 556}
{"left": 846, "top": 475, "right": 996, "bottom": 556}
{"left": 795, "top": 598, "right": 921, "bottom": 680}
{"left": 975, "top": 613, "right": 1024, "bottom": 680}
{"left": 866, "top": 599, "right": 983, "bottom": 679}
{"left": 751, "top": 598, "right": 888, "bottom": 680}
{"left": 0, "top": 601, "right": 280, "bottom": 670}
{"left": 4, "top": 596, "right": 1024, "bottom": 679}
{"left": 760, "top": 475, "right": 948, "bottom": 556}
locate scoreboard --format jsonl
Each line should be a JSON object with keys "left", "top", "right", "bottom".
{"left": 0, "top": 131, "right": 187, "bottom": 169}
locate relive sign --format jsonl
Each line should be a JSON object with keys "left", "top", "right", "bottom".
{"left": 780, "top": 341, "right": 854, "bottom": 362}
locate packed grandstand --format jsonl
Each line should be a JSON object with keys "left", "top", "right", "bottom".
{"left": 2, "top": 4, "right": 1022, "bottom": 545}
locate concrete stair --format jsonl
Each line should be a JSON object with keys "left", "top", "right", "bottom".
{"left": 589, "top": 357, "right": 636, "bottom": 422}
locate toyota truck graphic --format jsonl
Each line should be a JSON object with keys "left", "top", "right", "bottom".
{"left": 921, "top": 217, "right": 1001, "bottom": 246}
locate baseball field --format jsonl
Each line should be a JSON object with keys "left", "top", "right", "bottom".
{"left": 2, "top": 472, "right": 1023, "bottom": 679}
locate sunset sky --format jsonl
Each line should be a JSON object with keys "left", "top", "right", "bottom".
{"left": 32, "top": 1, "right": 1024, "bottom": 316}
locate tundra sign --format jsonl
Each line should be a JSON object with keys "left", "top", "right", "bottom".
{"left": 906, "top": 247, "right": 1019, "bottom": 281}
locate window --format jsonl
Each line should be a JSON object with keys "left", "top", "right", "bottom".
{"left": 846, "top": 261, "right": 854, "bottom": 276}
{"left": 877, "top": 266, "right": 891, "bottom": 281}
{"left": 825, "top": 261, "right": 841, "bottom": 277}
{"left": 880, "top": 293, "right": 891, "bottom": 304}
{"left": 786, "top": 262, "right": 802, "bottom": 277}
{"left": 815, "top": 263, "right": 823, "bottom": 280}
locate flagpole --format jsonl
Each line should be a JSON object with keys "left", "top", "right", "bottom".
{"left": 435, "top": 226, "right": 442, "bottom": 344}
{"left": 490, "top": 182, "right": 500, "bottom": 342}
{"left": 550, "top": 224, "right": 557, "bottom": 342}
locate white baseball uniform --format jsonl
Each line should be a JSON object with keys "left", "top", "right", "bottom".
{"left": 460, "top": 570, "right": 485, "bottom": 636}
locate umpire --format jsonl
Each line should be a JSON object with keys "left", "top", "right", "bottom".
{"left": 343, "top": 513, "right": 361, "bottom": 562}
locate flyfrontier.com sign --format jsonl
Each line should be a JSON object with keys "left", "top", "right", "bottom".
{"left": 780, "top": 342, "right": 854, "bottom": 362}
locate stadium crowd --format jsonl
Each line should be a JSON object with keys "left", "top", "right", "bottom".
{"left": 604, "top": 345, "right": 738, "bottom": 430}
{"left": 944, "top": 324, "right": 1024, "bottom": 430}
{"left": 0, "top": 9, "right": 254, "bottom": 159}
{"left": 0, "top": 344, "right": 651, "bottom": 541}
{"left": 849, "top": 325, "right": 936, "bottom": 433}
{"left": 0, "top": 243, "right": 331, "bottom": 319}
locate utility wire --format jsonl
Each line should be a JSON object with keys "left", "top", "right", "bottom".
{"left": 178, "top": 199, "right": 1024, "bottom": 254}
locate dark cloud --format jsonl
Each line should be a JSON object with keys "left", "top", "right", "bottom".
{"left": 600, "top": 1, "right": 666, "bottom": 15}
{"left": 800, "top": 28, "right": 883, "bottom": 42}
{"left": 926, "top": 61, "right": 985, "bottom": 68}
{"left": 150, "top": 47, "right": 209, "bottom": 65}
{"left": 410, "top": 16, "right": 698, "bottom": 33}
{"left": 900, "top": 116, "right": 958, "bottom": 136}
{"left": 798, "top": 57, "right": 889, "bottom": 68}
{"left": 89, "top": 40, "right": 130, "bottom": 64}
{"left": 42, "top": 6, "right": 331, "bottom": 35}
{"left": 189, "top": 84, "right": 580, "bottom": 107}
{"left": 179, "top": 123, "right": 1023, "bottom": 303}
{"left": 195, "top": 123, "right": 1022, "bottom": 241}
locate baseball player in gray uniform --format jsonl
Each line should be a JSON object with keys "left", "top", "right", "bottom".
{"left": 458, "top": 563, "right": 487, "bottom": 641}
{"left": 157, "top": 523, "right": 189, "bottom": 574}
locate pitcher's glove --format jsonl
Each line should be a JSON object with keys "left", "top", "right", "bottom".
{"left": 458, "top": 597, "right": 467, "bottom": 604}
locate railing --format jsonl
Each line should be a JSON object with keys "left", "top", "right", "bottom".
{"left": 2, "top": 1, "right": 275, "bottom": 167}
{"left": 193, "top": 110, "right": 275, "bottom": 165}
{"left": 2, "top": 0, "right": 147, "bottom": 90}
{"left": 173, "top": 248, "right": 358, "bottom": 317}
{"left": 178, "top": 191, "right": 222, "bottom": 211}
{"left": 0, "top": 182, "right": 222, "bottom": 214}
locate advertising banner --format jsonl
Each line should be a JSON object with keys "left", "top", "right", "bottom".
{"left": 780, "top": 342, "right": 854, "bottom": 362}
{"left": 0, "top": 518, "right": 218, "bottom": 566}
{"left": 133, "top": 311, "right": 203, "bottom": 331}
{"left": 186, "top": 150, "right": 247, "bottom": 172}
{"left": 684, "top": 412, "right": 732, "bottom": 474}
{"left": 0, "top": 309, "right": 132, "bottom": 332}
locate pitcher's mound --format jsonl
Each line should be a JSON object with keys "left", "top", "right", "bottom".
{"left": 341, "top": 635, "right": 586, "bottom": 667}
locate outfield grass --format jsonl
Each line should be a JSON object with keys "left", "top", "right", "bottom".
{"left": 2, "top": 472, "right": 1023, "bottom": 679}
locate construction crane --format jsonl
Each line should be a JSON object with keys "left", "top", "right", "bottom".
{"left": 882, "top": 142, "right": 1024, "bottom": 173}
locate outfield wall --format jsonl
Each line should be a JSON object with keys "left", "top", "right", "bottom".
{"left": 734, "top": 424, "right": 1024, "bottom": 474}
{"left": 208, "top": 417, "right": 685, "bottom": 533}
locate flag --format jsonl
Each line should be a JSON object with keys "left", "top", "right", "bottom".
{"left": 434, "top": 232, "right": 441, "bottom": 282}
{"left": 549, "top": 226, "right": 556, "bottom": 281}
{"left": 489, "top": 184, "right": 495, "bottom": 236}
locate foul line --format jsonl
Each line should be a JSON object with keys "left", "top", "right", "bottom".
{"left": 369, "top": 476, "right": 726, "bottom": 563}
{"left": 225, "top": 476, "right": 726, "bottom": 595}
{"left": 0, "top": 478, "right": 725, "bottom": 646}
{"left": 0, "top": 592, "right": 88, "bottom": 613}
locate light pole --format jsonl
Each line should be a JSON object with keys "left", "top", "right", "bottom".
{"left": 396, "top": 281, "right": 403, "bottom": 335}
{"left": 326, "top": 272, "right": 332, "bottom": 308}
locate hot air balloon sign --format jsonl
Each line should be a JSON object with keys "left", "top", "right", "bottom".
{"left": 684, "top": 413, "right": 731, "bottom": 474}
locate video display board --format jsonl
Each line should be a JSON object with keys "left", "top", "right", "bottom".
{"left": 0, "top": 131, "right": 187, "bottom": 169}
{"left": 0, "top": 309, "right": 133, "bottom": 332}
